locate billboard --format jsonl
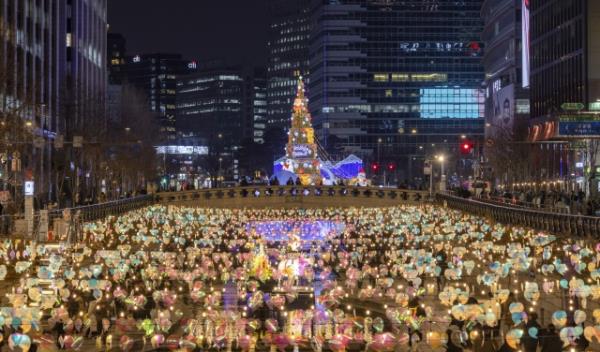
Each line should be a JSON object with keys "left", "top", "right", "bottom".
{"left": 492, "top": 84, "right": 515, "bottom": 132}
{"left": 420, "top": 88, "right": 485, "bottom": 119}
{"left": 522, "top": 0, "right": 530, "bottom": 88}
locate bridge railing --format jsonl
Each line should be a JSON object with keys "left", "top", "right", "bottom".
{"left": 55, "top": 195, "right": 156, "bottom": 222}
{"left": 437, "top": 192, "right": 600, "bottom": 237}
{"left": 156, "top": 186, "right": 430, "bottom": 206}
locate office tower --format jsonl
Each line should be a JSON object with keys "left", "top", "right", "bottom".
{"left": 247, "top": 69, "right": 268, "bottom": 144}
{"left": 0, "top": 0, "right": 107, "bottom": 200}
{"left": 530, "top": 0, "right": 600, "bottom": 120}
{"left": 309, "top": 0, "right": 486, "bottom": 181}
{"left": 176, "top": 67, "right": 245, "bottom": 147}
{"left": 481, "top": 0, "right": 531, "bottom": 180}
{"left": 63, "top": 0, "right": 108, "bottom": 132}
{"left": 528, "top": 0, "right": 600, "bottom": 193}
{"left": 107, "top": 33, "right": 127, "bottom": 85}
{"left": 123, "top": 53, "right": 196, "bottom": 140}
{"left": 267, "top": 0, "right": 311, "bottom": 131}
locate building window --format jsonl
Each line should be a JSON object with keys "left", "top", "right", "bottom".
{"left": 373, "top": 73, "right": 389, "bottom": 82}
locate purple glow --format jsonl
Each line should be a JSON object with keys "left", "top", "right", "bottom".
{"left": 246, "top": 220, "right": 345, "bottom": 243}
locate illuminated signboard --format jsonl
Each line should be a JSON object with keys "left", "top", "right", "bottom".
{"left": 291, "top": 145, "right": 313, "bottom": 158}
{"left": 558, "top": 114, "right": 600, "bottom": 137}
{"left": 590, "top": 102, "right": 600, "bottom": 111}
{"left": 24, "top": 181, "right": 34, "bottom": 196}
{"left": 155, "top": 146, "right": 209, "bottom": 155}
{"left": 420, "top": 88, "right": 485, "bottom": 119}
{"left": 522, "top": 0, "right": 530, "bottom": 88}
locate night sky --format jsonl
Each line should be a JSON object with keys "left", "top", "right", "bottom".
{"left": 107, "top": 0, "right": 269, "bottom": 67}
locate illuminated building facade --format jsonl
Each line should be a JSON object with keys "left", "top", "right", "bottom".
{"left": 481, "top": 0, "right": 530, "bottom": 143}
{"left": 0, "top": 0, "right": 107, "bottom": 200}
{"left": 308, "top": 0, "right": 485, "bottom": 180}
{"left": 246, "top": 69, "right": 268, "bottom": 144}
{"left": 176, "top": 68, "right": 245, "bottom": 146}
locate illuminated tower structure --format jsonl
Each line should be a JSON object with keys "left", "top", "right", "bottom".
{"left": 283, "top": 78, "right": 322, "bottom": 185}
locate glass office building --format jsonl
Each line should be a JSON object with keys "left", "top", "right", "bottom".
{"left": 308, "top": 0, "right": 485, "bottom": 180}
{"left": 176, "top": 69, "right": 245, "bottom": 147}
{"left": 123, "top": 54, "right": 195, "bottom": 140}
{"left": 267, "top": 0, "right": 311, "bottom": 131}
{"left": 530, "top": 0, "right": 600, "bottom": 120}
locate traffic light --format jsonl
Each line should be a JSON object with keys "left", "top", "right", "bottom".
{"left": 387, "top": 162, "right": 396, "bottom": 171}
{"left": 371, "top": 163, "right": 380, "bottom": 173}
{"left": 461, "top": 141, "right": 474, "bottom": 155}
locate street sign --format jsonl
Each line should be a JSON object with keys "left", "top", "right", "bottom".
{"left": 558, "top": 114, "right": 600, "bottom": 137}
{"left": 424, "top": 162, "right": 432, "bottom": 175}
{"left": 24, "top": 181, "right": 34, "bottom": 196}
{"left": 590, "top": 102, "right": 600, "bottom": 111}
{"left": 561, "top": 102, "right": 585, "bottom": 111}
{"left": 569, "top": 140, "right": 587, "bottom": 150}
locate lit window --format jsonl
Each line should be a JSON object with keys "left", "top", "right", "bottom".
{"left": 391, "top": 73, "right": 409, "bottom": 82}
{"left": 373, "top": 73, "right": 389, "bottom": 82}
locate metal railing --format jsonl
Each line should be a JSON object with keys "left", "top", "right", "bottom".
{"left": 468, "top": 193, "right": 573, "bottom": 214}
{"left": 51, "top": 194, "right": 156, "bottom": 222}
{"left": 437, "top": 192, "right": 600, "bottom": 237}
{"left": 0, "top": 195, "right": 156, "bottom": 241}
{"left": 157, "top": 186, "right": 430, "bottom": 205}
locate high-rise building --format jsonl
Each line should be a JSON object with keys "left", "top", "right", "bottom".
{"left": 107, "top": 33, "right": 127, "bottom": 84}
{"left": 176, "top": 67, "right": 247, "bottom": 182}
{"left": 0, "top": 0, "right": 107, "bottom": 200}
{"left": 481, "top": 0, "right": 531, "bottom": 182}
{"left": 308, "top": 0, "right": 486, "bottom": 181}
{"left": 527, "top": 0, "right": 600, "bottom": 194}
{"left": 267, "top": 0, "right": 311, "bottom": 131}
{"left": 63, "top": 0, "right": 108, "bottom": 133}
{"left": 123, "top": 53, "right": 196, "bottom": 140}
{"left": 530, "top": 0, "right": 600, "bottom": 120}
{"left": 246, "top": 69, "right": 268, "bottom": 144}
{"left": 176, "top": 67, "right": 246, "bottom": 147}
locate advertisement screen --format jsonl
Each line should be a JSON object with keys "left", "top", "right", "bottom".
{"left": 492, "top": 84, "right": 515, "bottom": 132}
{"left": 522, "top": 0, "right": 530, "bottom": 88}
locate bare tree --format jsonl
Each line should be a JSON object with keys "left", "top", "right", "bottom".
{"left": 485, "top": 120, "right": 532, "bottom": 187}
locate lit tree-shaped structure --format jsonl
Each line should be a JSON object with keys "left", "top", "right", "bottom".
{"left": 283, "top": 78, "right": 322, "bottom": 185}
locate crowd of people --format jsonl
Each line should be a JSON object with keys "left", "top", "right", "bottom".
{"left": 480, "top": 188, "right": 600, "bottom": 216}
{"left": 0, "top": 205, "right": 594, "bottom": 351}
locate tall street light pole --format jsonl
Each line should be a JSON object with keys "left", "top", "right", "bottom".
{"left": 437, "top": 155, "right": 446, "bottom": 192}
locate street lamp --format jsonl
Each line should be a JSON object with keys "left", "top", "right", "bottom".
{"left": 436, "top": 155, "right": 446, "bottom": 191}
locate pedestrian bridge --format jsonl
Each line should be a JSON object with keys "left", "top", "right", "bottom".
{"left": 155, "top": 186, "right": 430, "bottom": 209}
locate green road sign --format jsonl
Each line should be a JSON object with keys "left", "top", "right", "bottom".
{"left": 569, "top": 141, "right": 587, "bottom": 150}
{"left": 561, "top": 102, "right": 585, "bottom": 111}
